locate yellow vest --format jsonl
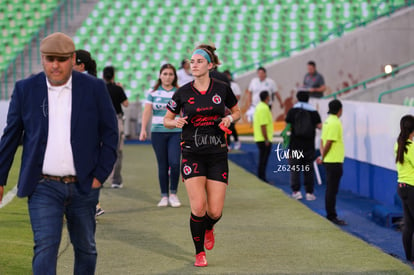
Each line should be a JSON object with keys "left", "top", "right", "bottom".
{"left": 253, "top": 102, "right": 274, "bottom": 142}
{"left": 321, "top": 115, "right": 345, "bottom": 163}
{"left": 395, "top": 140, "right": 414, "bottom": 186}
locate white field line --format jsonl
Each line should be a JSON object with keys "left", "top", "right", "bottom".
{"left": 0, "top": 185, "right": 17, "bottom": 209}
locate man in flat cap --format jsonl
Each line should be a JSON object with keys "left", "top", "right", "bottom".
{"left": 0, "top": 32, "right": 118, "bottom": 274}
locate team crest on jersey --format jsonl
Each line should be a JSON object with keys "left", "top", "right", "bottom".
{"left": 154, "top": 103, "right": 165, "bottom": 110}
{"left": 212, "top": 94, "right": 221, "bottom": 104}
{"left": 183, "top": 165, "right": 192, "bottom": 175}
{"left": 167, "top": 99, "right": 177, "bottom": 110}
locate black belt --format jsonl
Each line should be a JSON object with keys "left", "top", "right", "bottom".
{"left": 41, "top": 174, "right": 78, "bottom": 184}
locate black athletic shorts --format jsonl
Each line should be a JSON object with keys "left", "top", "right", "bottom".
{"left": 181, "top": 151, "right": 229, "bottom": 184}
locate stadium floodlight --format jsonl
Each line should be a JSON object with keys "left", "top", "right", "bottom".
{"left": 384, "top": 64, "right": 398, "bottom": 75}
{"left": 384, "top": 64, "right": 393, "bottom": 74}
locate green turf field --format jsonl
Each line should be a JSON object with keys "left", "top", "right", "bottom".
{"left": 0, "top": 147, "right": 33, "bottom": 275}
{"left": 0, "top": 145, "right": 413, "bottom": 274}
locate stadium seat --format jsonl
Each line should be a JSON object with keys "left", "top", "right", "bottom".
{"left": 0, "top": 0, "right": 61, "bottom": 69}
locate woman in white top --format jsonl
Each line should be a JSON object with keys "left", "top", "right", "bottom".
{"left": 140, "top": 64, "right": 182, "bottom": 208}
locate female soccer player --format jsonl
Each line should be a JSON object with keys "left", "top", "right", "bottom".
{"left": 395, "top": 114, "right": 414, "bottom": 263}
{"left": 140, "top": 64, "right": 182, "bottom": 207}
{"left": 164, "top": 44, "right": 241, "bottom": 267}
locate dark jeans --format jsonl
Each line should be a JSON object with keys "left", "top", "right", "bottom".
{"left": 256, "top": 142, "right": 272, "bottom": 182}
{"left": 28, "top": 179, "right": 100, "bottom": 275}
{"left": 289, "top": 156, "right": 314, "bottom": 194}
{"left": 398, "top": 183, "right": 414, "bottom": 261}
{"left": 111, "top": 114, "right": 124, "bottom": 185}
{"left": 324, "top": 163, "right": 343, "bottom": 220}
{"left": 151, "top": 132, "right": 181, "bottom": 196}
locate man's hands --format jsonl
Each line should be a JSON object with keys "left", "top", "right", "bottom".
{"left": 92, "top": 178, "right": 102, "bottom": 189}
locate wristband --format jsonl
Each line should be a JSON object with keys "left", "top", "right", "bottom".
{"left": 226, "top": 115, "right": 234, "bottom": 123}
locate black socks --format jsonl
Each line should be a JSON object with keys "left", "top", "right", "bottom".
{"left": 190, "top": 213, "right": 205, "bottom": 254}
{"left": 204, "top": 213, "right": 221, "bottom": 230}
{"left": 190, "top": 213, "right": 223, "bottom": 254}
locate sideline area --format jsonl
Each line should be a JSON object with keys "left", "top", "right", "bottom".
{"left": 229, "top": 143, "right": 407, "bottom": 261}
{"left": 0, "top": 145, "right": 412, "bottom": 274}
{"left": 58, "top": 145, "right": 411, "bottom": 274}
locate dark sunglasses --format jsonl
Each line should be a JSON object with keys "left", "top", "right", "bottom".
{"left": 44, "top": 56, "right": 71, "bottom": 62}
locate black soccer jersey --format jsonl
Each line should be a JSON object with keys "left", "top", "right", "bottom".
{"left": 167, "top": 78, "right": 238, "bottom": 154}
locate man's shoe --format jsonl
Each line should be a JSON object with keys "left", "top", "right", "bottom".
{"left": 329, "top": 217, "right": 347, "bottom": 226}
{"left": 194, "top": 252, "right": 208, "bottom": 267}
{"left": 204, "top": 229, "right": 215, "bottom": 250}
{"left": 306, "top": 193, "right": 316, "bottom": 201}
{"left": 96, "top": 207, "right": 105, "bottom": 217}
{"left": 111, "top": 183, "right": 123, "bottom": 189}
{"left": 168, "top": 194, "right": 181, "bottom": 207}
{"left": 157, "top": 197, "right": 169, "bottom": 207}
{"left": 292, "top": 191, "right": 303, "bottom": 200}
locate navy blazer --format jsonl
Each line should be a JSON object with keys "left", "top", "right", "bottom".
{"left": 0, "top": 71, "right": 119, "bottom": 197}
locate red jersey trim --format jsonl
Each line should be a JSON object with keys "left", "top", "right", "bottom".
{"left": 190, "top": 78, "right": 214, "bottom": 95}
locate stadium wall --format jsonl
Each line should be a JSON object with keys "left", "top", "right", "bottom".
{"left": 236, "top": 7, "right": 414, "bottom": 122}
{"left": 314, "top": 99, "right": 414, "bottom": 206}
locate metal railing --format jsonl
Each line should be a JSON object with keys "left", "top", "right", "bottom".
{"left": 323, "top": 60, "right": 414, "bottom": 99}
{"left": 378, "top": 83, "right": 414, "bottom": 103}
{"left": 232, "top": 0, "right": 414, "bottom": 77}
{"left": 1, "top": 0, "right": 413, "bottom": 99}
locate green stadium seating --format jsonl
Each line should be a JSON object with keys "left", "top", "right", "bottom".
{"left": 0, "top": 0, "right": 60, "bottom": 69}
{"left": 0, "top": 0, "right": 408, "bottom": 101}
{"left": 68, "top": 0, "right": 403, "bottom": 101}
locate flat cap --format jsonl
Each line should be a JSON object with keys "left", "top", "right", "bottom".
{"left": 40, "top": 32, "right": 75, "bottom": 57}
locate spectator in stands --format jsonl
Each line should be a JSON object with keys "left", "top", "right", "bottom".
{"left": 254, "top": 91, "right": 274, "bottom": 182}
{"left": 319, "top": 99, "right": 346, "bottom": 225}
{"left": 73, "top": 49, "right": 97, "bottom": 77}
{"left": 246, "top": 67, "right": 282, "bottom": 121}
{"left": 139, "top": 64, "right": 182, "bottom": 208}
{"left": 103, "top": 66, "right": 129, "bottom": 189}
{"left": 395, "top": 115, "right": 414, "bottom": 262}
{"left": 303, "top": 61, "right": 326, "bottom": 98}
{"left": 0, "top": 32, "right": 118, "bottom": 274}
{"left": 224, "top": 70, "right": 242, "bottom": 150}
{"left": 73, "top": 49, "right": 104, "bottom": 217}
{"left": 285, "top": 91, "right": 322, "bottom": 200}
{"left": 177, "top": 59, "right": 193, "bottom": 86}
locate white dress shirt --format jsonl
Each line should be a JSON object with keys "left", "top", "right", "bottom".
{"left": 230, "top": 81, "right": 242, "bottom": 98}
{"left": 42, "top": 76, "right": 76, "bottom": 176}
{"left": 248, "top": 77, "right": 278, "bottom": 107}
{"left": 177, "top": 68, "right": 194, "bottom": 87}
